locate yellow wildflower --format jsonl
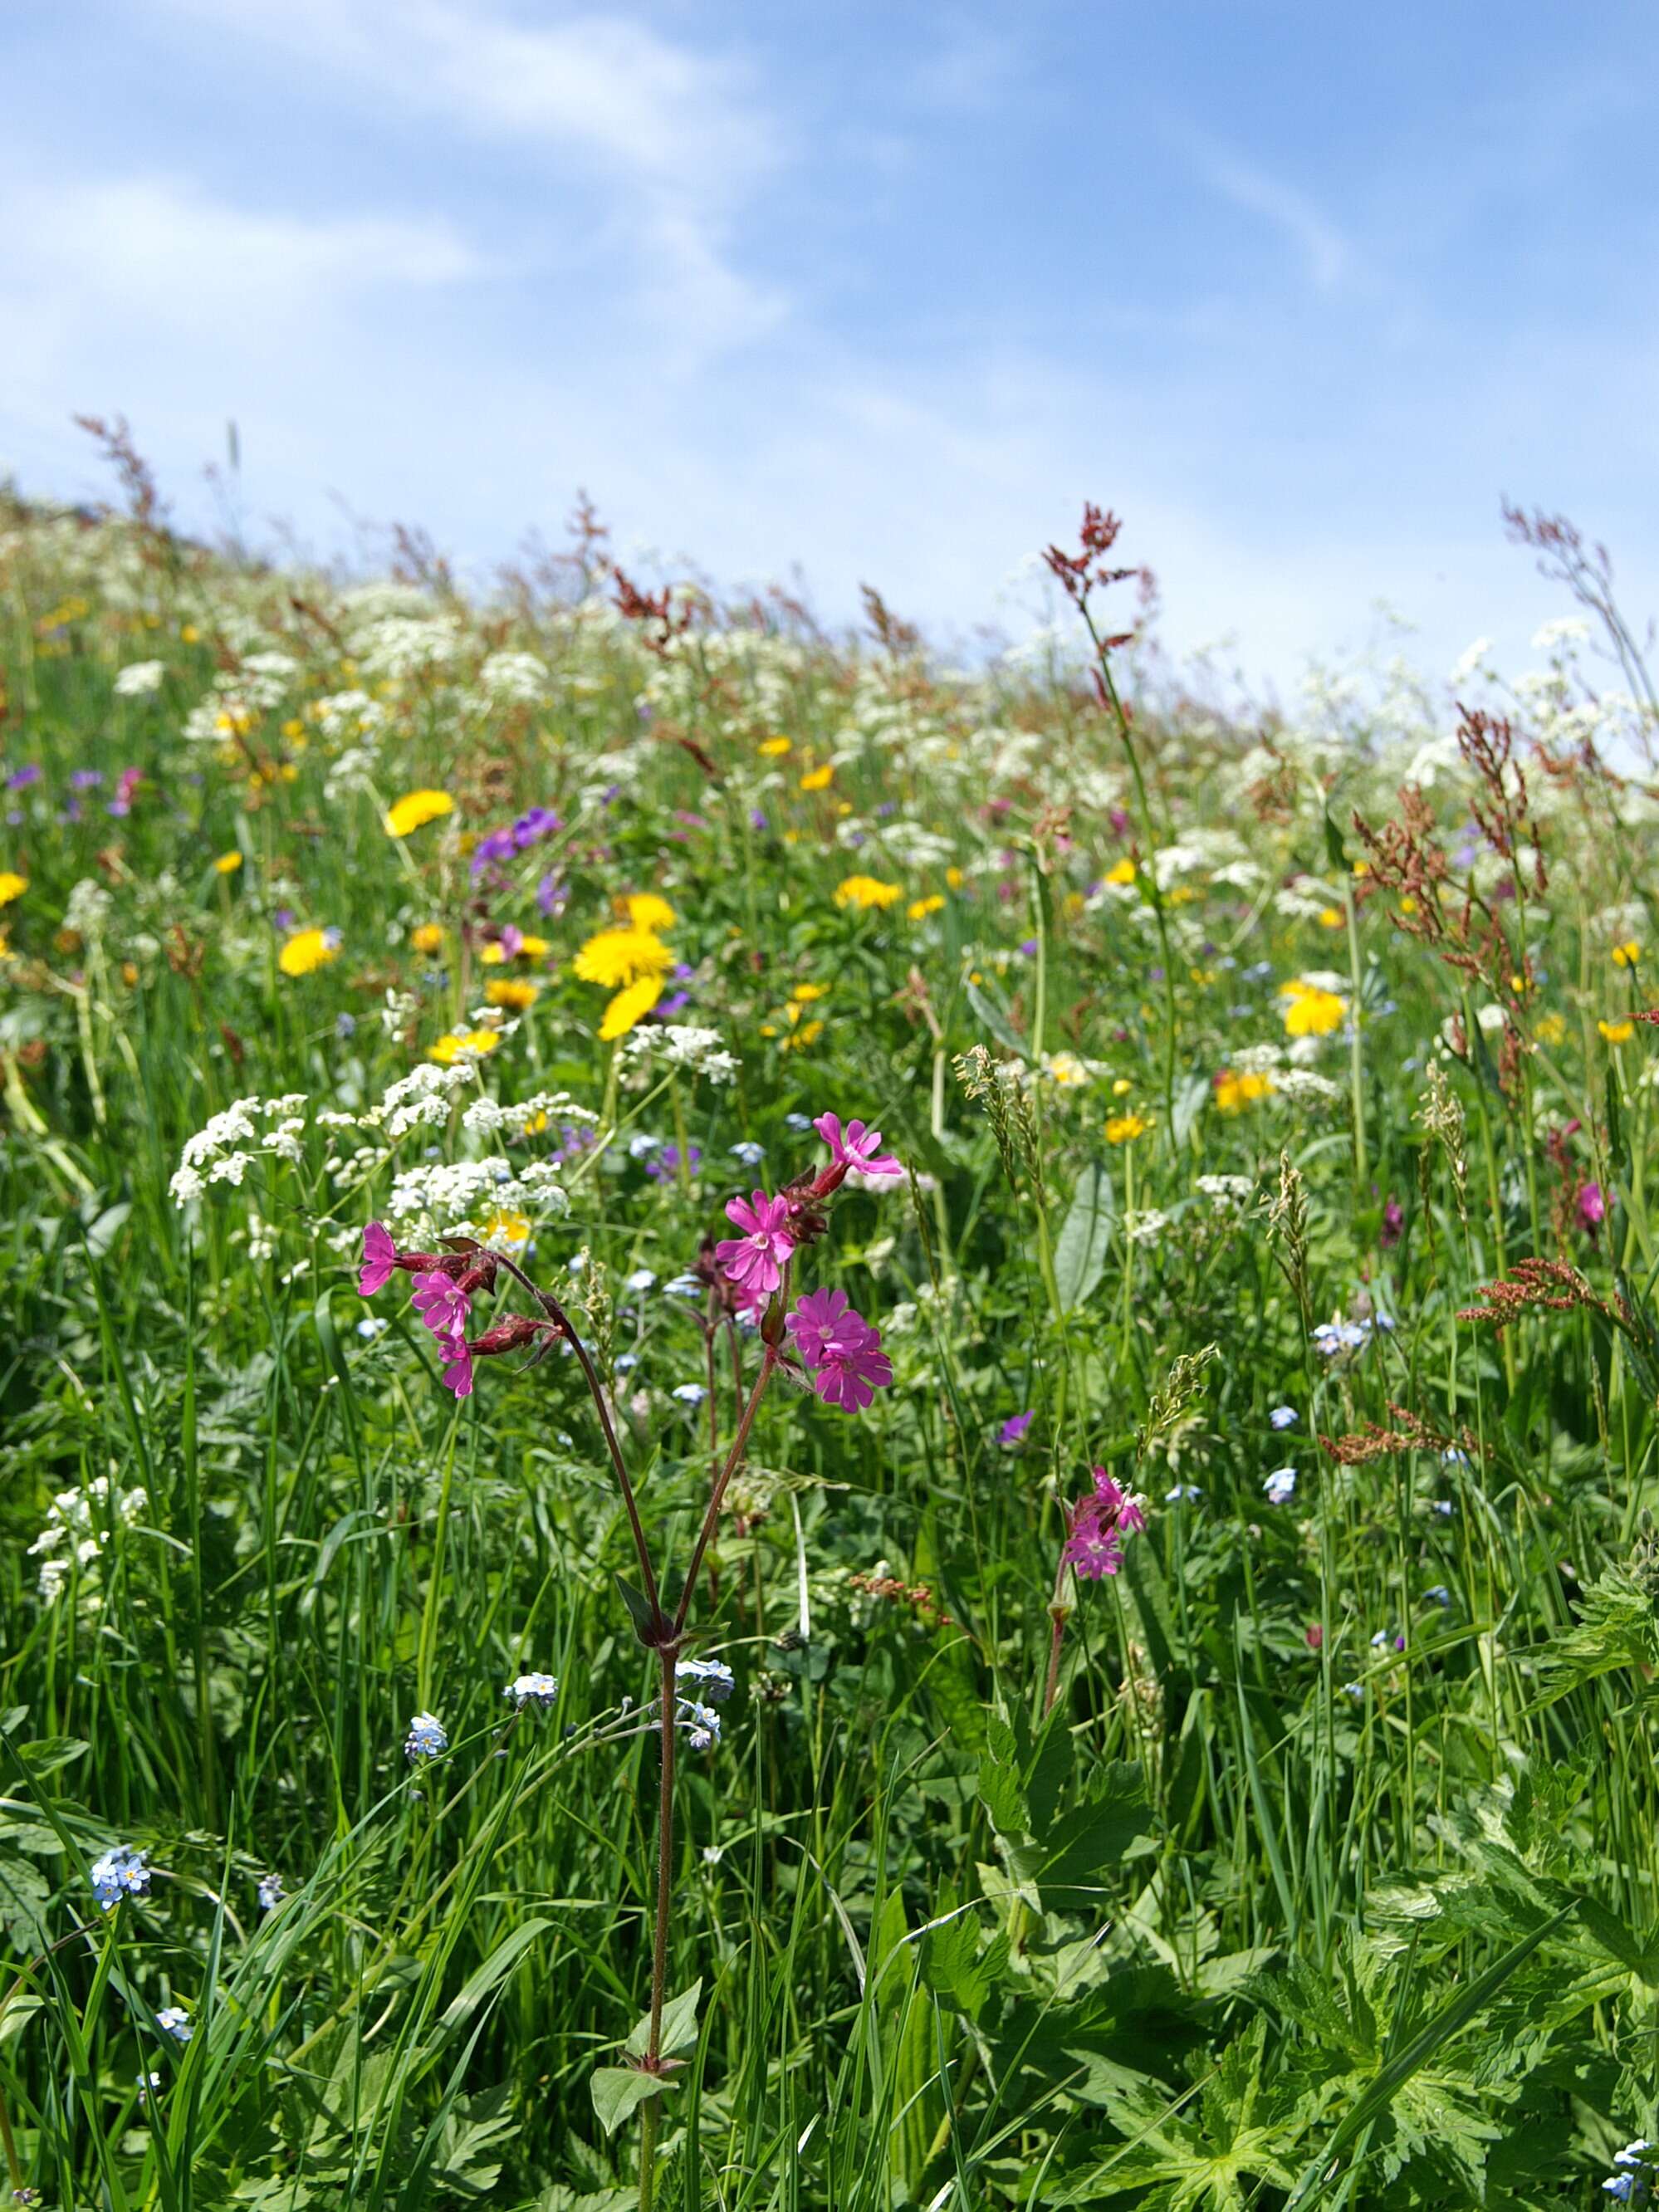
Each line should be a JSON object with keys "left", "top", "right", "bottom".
{"left": 781, "top": 1003, "right": 823, "bottom": 1051}
{"left": 384, "top": 789, "right": 454, "bottom": 839}
{"left": 800, "top": 765, "right": 834, "bottom": 792}
{"left": 1400, "top": 895, "right": 1419, "bottom": 916}
{"left": 834, "top": 874, "right": 902, "bottom": 912}
{"left": 1112, "top": 1077, "right": 1133, "bottom": 1096}
{"left": 213, "top": 851, "right": 242, "bottom": 875}
{"left": 478, "top": 1206, "right": 531, "bottom": 1245}
{"left": 908, "top": 894, "right": 946, "bottom": 920}
{"left": 791, "top": 981, "right": 829, "bottom": 1003}
{"left": 1534, "top": 1011, "right": 1566, "bottom": 1046}
{"left": 180, "top": 623, "right": 199, "bottom": 643}
{"left": 599, "top": 976, "right": 663, "bottom": 1040}
{"left": 516, "top": 934, "right": 549, "bottom": 959}
{"left": 759, "top": 736, "right": 792, "bottom": 757}
{"left": 625, "top": 893, "right": 677, "bottom": 934}
{"left": 411, "top": 922, "right": 446, "bottom": 956}
{"left": 573, "top": 927, "right": 673, "bottom": 988}
{"left": 429, "top": 1029, "right": 501, "bottom": 1064}
{"left": 1613, "top": 941, "right": 1642, "bottom": 968}
{"left": 278, "top": 927, "right": 340, "bottom": 978}
{"left": 486, "top": 978, "right": 540, "bottom": 1011}
{"left": 1317, "top": 908, "right": 1343, "bottom": 930}
{"left": 1599, "top": 1018, "right": 1635, "bottom": 1045}
{"left": 481, "top": 942, "right": 507, "bottom": 965}
{"left": 1281, "top": 979, "right": 1346, "bottom": 1038}
{"left": 946, "top": 865, "right": 964, "bottom": 889}
{"left": 1104, "top": 858, "right": 1136, "bottom": 886}
{"left": 1105, "top": 1113, "right": 1147, "bottom": 1144}
{"left": 1215, "top": 1068, "right": 1275, "bottom": 1113}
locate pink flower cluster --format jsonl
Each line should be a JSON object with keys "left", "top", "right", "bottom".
{"left": 712, "top": 1110, "right": 903, "bottom": 1310}
{"left": 1062, "top": 1469, "right": 1147, "bottom": 1580}
{"left": 358, "top": 1222, "right": 505, "bottom": 1398}
{"left": 785, "top": 1288, "right": 893, "bottom": 1412}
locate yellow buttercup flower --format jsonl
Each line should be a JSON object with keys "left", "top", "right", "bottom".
{"left": 481, "top": 942, "right": 507, "bottom": 965}
{"left": 1534, "top": 1011, "right": 1566, "bottom": 1046}
{"left": 1600, "top": 1018, "right": 1635, "bottom": 1045}
{"left": 599, "top": 975, "right": 663, "bottom": 1040}
{"left": 516, "top": 934, "right": 550, "bottom": 959}
{"left": 834, "top": 874, "right": 902, "bottom": 912}
{"left": 946, "top": 865, "right": 964, "bottom": 890}
{"left": 1215, "top": 1068, "right": 1275, "bottom": 1113}
{"left": 0, "top": 873, "right": 28, "bottom": 907}
{"left": 478, "top": 1206, "right": 531, "bottom": 1245}
{"left": 1613, "top": 941, "right": 1642, "bottom": 968}
{"left": 411, "top": 922, "right": 446, "bottom": 955}
{"left": 625, "top": 893, "right": 677, "bottom": 934}
{"left": 800, "top": 765, "right": 834, "bottom": 792}
{"left": 1104, "top": 858, "right": 1136, "bottom": 887}
{"left": 1400, "top": 895, "right": 1419, "bottom": 917}
{"left": 908, "top": 894, "right": 946, "bottom": 920}
{"left": 1317, "top": 908, "right": 1343, "bottom": 930}
{"left": 485, "top": 977, "right": 540, "bottom": 1011}
{"left": 1281, "top": 979, "right": 1346, "bottom": 1038}
{"left": 758, "top": 736, "right": 792, "bottom": 757}
{"left": 1105, "top": 1113, "right": 1147, "bottom": 1144}
{"left": 429, "top": 1029, "right": 501, "bottom": 1064}
{"left": 1112, "top": 1077, "right": 1133, "bottom": 1096}
{"left": 791, "top": 981, "right": 829, "bottom": 1003}
{"left": 573, "top": 927, "right": 673, "bottom": 988}
{"left": 384, "top": 789, "right": 454, "bottom": 839}
{"left": 213, "top": 851, "right": 242, "bottom": 875}
{"left": 781, "top": 1003, "right": 824, "bottom": 1051}
{"left": 278, "top": 927, "right": 340, "bottom": 978}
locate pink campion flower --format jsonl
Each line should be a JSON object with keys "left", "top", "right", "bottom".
{"left": 1090, "top": 1468, "right": 1146, "bottom": 1534}
{"left": 813, "top": 1113, "right": 903, "bottom": 1180}
{"left": 810, "top": 1324, "right": 893, "bottom": 1413}
{"left": 715, "top": 1190, "right": 795, "bottom": 1298}
{"left": 441, "top": 1343, "right": 474, "bottom": 1398}
{"left": 360, "top": 1221, "right": 399, "bottom": 1296}
{"left": 411, "top": 1271, "right": 471, "bottom": 1350}
{"left": 785, "top": 1286, "right": 869, "bottom": 1366}
{"left": 1062, "top": 1467, "right": 1148, "bottom": 1579}
{"left": 1578, "top": 1181, "right": 1607, "bottom": 1234}
{"left": 1063, "top": 1521, "right": 1124, "bottom": 1580}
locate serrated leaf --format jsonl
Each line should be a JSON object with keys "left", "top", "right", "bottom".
{"left": 590, "top": 2066, "right": 665, "bottom": 2136}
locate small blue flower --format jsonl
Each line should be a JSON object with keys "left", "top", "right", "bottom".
{"left": 356, "top": 1316, "right": 388, "bottom": 1339}
{"left": 1263, "top": 1468, "right": 1297, "bottom": 1506}
{"left": 502, "top": 1671, "right": 560, "bottom": 1710}
{"left": 91, "top": 1844, "right": 150, "bottom": 1912}
{"left": 663, "top": 1273, "right": 703, "bottom": 1299}
{"left": 1269, "top": 1406, "right": 1298, "bottom": 1430}
{"left": 678, "top": 1700, "right": 722, "bottom": 1751}
{"left": 628, "top": 1133, "right": 664, "bottom": 1159}
{"left": 257, "top": 1872, "right": 284, "bottom": 1912}
{"left": 625, "top": 1268, "right": 658, "bottom": 1292}
{"left": 404, "top": 1711, "right": 448, "bottom": 1762}
{"left": 676, "top": 1657, "right": 734, "bottom": 1703}
{"left": 1164, "top": 1483, "right": 1201, "bottom": 1503}
{"left": 154, "top": 2006, "right": 192, "bottom": 2043}
{"left": 1426, "top": 1584, "right": 1451, "bottom": 1608}
{"left": 335, "top": 1012, "right": 357, "bottom": 1040}
{"left": 672, "top": 1383, "right": 708, "bottom": 1407}
{"left": 1343, "top": 1681, "right": 1363, "bottom": 1701}
{"left": 729, "top": 1141, "right": 766, "bottom": 1166}
{"left": 783, "top": 1112, "right": 813, "bottom": 1132}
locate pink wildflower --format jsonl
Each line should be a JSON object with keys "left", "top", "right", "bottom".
{"left": 785, "top": 1286, "right": 869, "bottom": 1366}
{"left": 360, "top": 1221, "right": 399, "bottom": 1296}
{"left": 813, "top": 1113, "right": 903, "bottom": 1180}
{"left": 1577, "top": 1181, "right": 1606, "bottom": 1234}
{"left": 441, "top": 1343, "right": 474, "bottom": 1398}
{"left": 1061, "top": 1466, "right": 1147, "bottom": 1580}
{"left": 811, "top": 1329, "right": 893, "bottom": 1412}
{"left": 715, "top": 1190, "right": 795, "bottom": 1298}
{"left": 411, "top": 1270, "right": 471, "bottom": 1351}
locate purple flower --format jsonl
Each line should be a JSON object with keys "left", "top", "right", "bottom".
{"left": 411, "top": 1270, "right": 471, "bottom": 1351}
{"left": 470, "top": 827, "right": 518, "bottom": 877}
{"left": 71, "top": 769, "right": 104, "bottom": 791}
{"left": 716, "top": 1190, "right": 795, "bottom": 1297}
{"left": 751, "top": 810, "right": 769, "bottom": 833}
{"left": 535, "top": 872, "right": 568, "bottom": 918}
{"left": 1000, "top": 1411, "right": 1034, "bottom": 1447}
{"left": 813, "top": 1113, "right": 903, "bottom": 1179}
{"left": 785, "top": 1287, "right": 869, "bottom": 1367}
{"left": 645, "top": 1143, "right": 700, "bottom": 1182}
{"left": 1578, "top": 1181, "right": 1607, "bottom": 1233}
{"left": 107, "top": 766, "right": 143, "bottom": 818}
{"left": 7, "top": 765, "right": 42, "bottom": 790}
{"left": 441, "top": 1343, "right": 475, "bottom": 1398}
{"left": 359, "top": 1221, "right": 397, "bottom": 1295}
{"left": 274, "top": 907, "right": 296, "bottom": 932}
{"left": 1062, "top": 1469, "right": 1147, "bottom": 1580}
{"left": 512, "top": 805, "right": 560, "bottom": 849}
{"left": 1380, "top": 1195, "right": 1404, "bottom": 1247}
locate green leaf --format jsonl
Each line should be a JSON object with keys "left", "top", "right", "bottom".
{"left": 614, "top": 1575, "right": 668, "bottom": 1648}
{"left": 625, "top": 1978, "right": 702, "bottom": 2061}
{"left": 590, "top": 2066, "right": 665, "bottom": 2136}
{"left": 1053, "top": 1164, "right": 1114, "bottom": 1312}
{"left": 434, "top": 1917, "right": 552, "bottom": 2043}
{"left": 1171, "top": 1072, "right": 1211, "bottom": 1152}
{"left": 964, "top": 976, "right": 1028, "bottom": 1059}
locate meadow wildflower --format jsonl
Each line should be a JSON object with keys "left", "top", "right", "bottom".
{"left": 1578, "top": 1181, "right": 1607, "bottom": 1232}
{"left": 1215, "top": 1067, "right": 1274, "bottom": 1112}
{"left": 503, "top": 1672, "right": 560, "bottom": 1709}
{"left": 573, "top": 927, "right": 673, "bottom": 989}
{"left": 785, "top": 1289, "right": 893, "bottom": 1411}
{"left": 1062, "top": 1469, "right": 1148, "bottom": 1579}
{"left": 834, "top": 874, "right": 901, "bottom": 911}
{"left": 278, "top": 927, "right": 340, "bottom": 978}
{"left": 813, "top": 1112, "right": 902, "bottom": 1179}
{"left": 679, "top": 1701, "right": 722, "bottom": 1750}
{"left": 1602, "top": 1019, "right": 1635, "bottom": 1044}
{"left": 1000, "top": 1411, "right": 1034, "bottom": 1446}
{"left": 1613, "top": 942, "right": 1642, "bottom": 968}
{"left": 717, "top": 1191, "right": 795, "bottom": 1298}
{"left": 1270, "top": 1406, "right": 1299, "bottom": 1429}
{"left": 428, "top": 1028, "right": 501, "bottom": 1064}
{"left": 91, "top": 1843, "right": 151, "bottom": 1911}
{"left": 1264, "top": 1468, "right": 1297, "bottom": 1505}
{"left": 1281, "top": 978, "right": 1346, "bottom": 1037}
{"left": 599, "top": 976, "right": 663, "bottom": 1039}
{"left": 214, "top": 850, "right": 242, "bottom": 874}
{"left": 404, "top": 1712, "right": 448, "bottom": 1761}
{"left": 1105, "top": 1113, "right": 1147, "bottom": 1143}
{"left": 384, "top": 789, "right": 454, "bottom": 838}
{"left": 677, "top": 1657, "right": 734, "bottom": 1701}
{"left": 154, "top": 2008, "right": 192, "bottom": 2044}
{"left": 0, "top": 871, "right": 27, "bottom": 906}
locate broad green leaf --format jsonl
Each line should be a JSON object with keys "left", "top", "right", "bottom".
{"left": 590, "top": 2066, "right": 665, "bottom": 2136}
{"left": 1053, "top": 1164, "right": 1114, "bottom": 1312}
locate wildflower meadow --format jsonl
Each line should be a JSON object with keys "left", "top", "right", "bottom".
{"left": 7, "top": 444, "right": 1659, "bottom": 2210}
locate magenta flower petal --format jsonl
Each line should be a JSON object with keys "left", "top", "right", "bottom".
{"left": 814, "top": 1112, "right": 903, "bottom": 1177}
{"left": 359, "top": 1221, "right": 397, "bottom": 1296}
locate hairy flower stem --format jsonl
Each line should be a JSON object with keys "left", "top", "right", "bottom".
{"left": 673, "top": 1346, "right": 778, "bottom": 1638}
{"left": 637, "top": 1642, "right": 678, "bottom": 2212}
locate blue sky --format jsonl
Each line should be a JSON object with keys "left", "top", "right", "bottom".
{"left": 3, "top": 1, "right": 1657, "bottom": 697}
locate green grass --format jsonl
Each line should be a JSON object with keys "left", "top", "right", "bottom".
{"left": 0, "top": 486, "right": 1657, "bottom": 2208}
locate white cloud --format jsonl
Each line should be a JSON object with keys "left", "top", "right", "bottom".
{"left": 1182, "top": 137, "right": 1353, "bottom": 288}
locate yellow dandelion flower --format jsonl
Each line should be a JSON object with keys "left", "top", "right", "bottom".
{"left": 1281, "top": 979, "right": 1346, "bottom": 1038}
{"left": 834, "top": 874, "right": 902, "bottom": 912}
{"left": 481, "top": 942, "right": 507, "bottom": 966}
{"left": 278, "top": 927, "right": 340, "bottom": 978}
{"left": 1112, "top": 1077, "right": 1133, "bottom": 1096}
{"left": 781, "top": 1004, "right": 824, "bottom": 1051}
{"left": 1534, "top": 1011, "right": 1566, "bottom": 1046}
{"left": 485, "top": 977, "right": 540, "bottom": 1011}
{"left": 1600, "top": 1018, "right": 1635, "bottom": 1045}
{"left": 800, "top": 765, "right": 834, "bottom": 792}
{"left": 1317, "top": 907, "right": 1343, "bottom": 929}
{"left": 281, "top": 717, "right": 306, "bottom": 741}
{"left": 758, "top": 736, "right": 792, "bottom": 757}
{"left": 625, "top": 892, "right": 677, "bottom": 934}
{"left": 384, "top": 789, "right": 454, "bottom": 839}
{"left": 599, "top": 975, "right": 663, "bottom": 1040}
{"left": 521, "top": 1109, "right": 549, "bottom": 1136}
{"left": 908, "top": 894, "right": 946, "bottom": 920}
{"left": 516, "top": 934, "right": 549, "bottom": 958}
{"left": 1105, "top": 1113, "right": 1147, "bottom": 1144}
{"left": 1104, "top": 858, "right": 1136, "bottom": 886}
{"left": 429, "top": 1029, "right": 501, "bottom": 1064}
{"left": 180, "top": 623, "right": 200, "bottom": 644}
{"left": 478, "top": 1206, "right": 531, "bottom": 1245}
{"left": 1215, "top": 1068, "right": 1275, "bottom": 1113}
{"left": 946, "top": 865, "right": 964, "bottom": 890}
{"left": 1399, "top": 895, "right": 1419, "bottom": 916}
{"left": 1613, "top": 941, "right": 1642, "bottom": 968}
{"left": 791, "top": 981, "right": 829, "bottom": 1003}
{"left": 411, "top": 922, "right": 446, "bottom": 955}
{"left": 213, "top": 851, "right": 242, "bottom": 875}
{"left": 573, "top": 927, "right": 673, "bottom": 989}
